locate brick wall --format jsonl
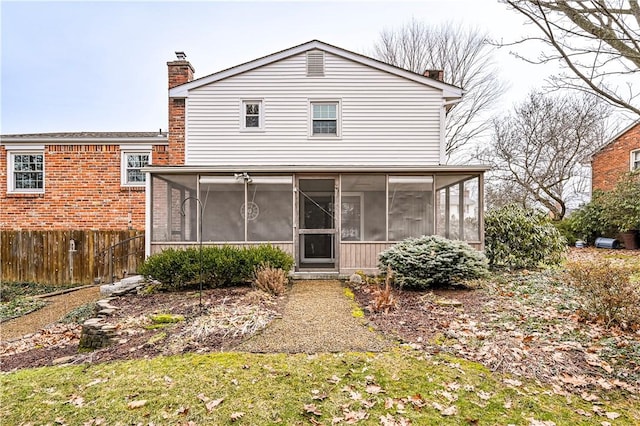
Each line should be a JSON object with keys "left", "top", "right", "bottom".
{"left": 0, "top": 144, "right": 166, "bottom": 230}
{"left": 592, "top": 123, "right": 640, "bottom": 191}
{"left": 167, "top": 59, "right": 194, "bottom": 165}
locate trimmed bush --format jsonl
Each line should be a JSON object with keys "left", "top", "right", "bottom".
{"left": 378, "top": 235, "right": 488, "bottom": 289}
{"left": 485, "top": 204, "right": 566, "bottom": 269}
{"left": 566, "top": 261, "right": 640, "bottom": 329}
{"left": 139, "top": 245, "right": 294, "bottom": 290}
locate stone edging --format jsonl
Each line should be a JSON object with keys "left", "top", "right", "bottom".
{"left": 78, "top": 283, "right": 142, "bottom": 351}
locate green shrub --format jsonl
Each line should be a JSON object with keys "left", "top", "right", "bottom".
{"left": 485, "top": 204, "right": 566, "bottom": 269}
{"left": 566, "top": 192, "right": 617, "bottom": 244}
{"left": 553, "top": 218, "right": 579, "bottom": 246}
{"left": 378, "top": 235, "right": 488, "bottom": 289}
{"left": 601, "top": 170, "right": 640, "bottom": 233}
{"left": 566, "top": 261, "right": 640, "bottom": 329}
{"left": 139, "top": 245, "right": 294, "bottom": 291}
{"left": 138, "top": 248, "right": 199, "bottom": 290}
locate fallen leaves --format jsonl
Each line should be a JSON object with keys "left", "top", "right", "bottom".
{"left": 126, "top": 399, "right": 147, "bottom": 409}
{"left": 230, "top": 411, "right": 245, "bottom": 421}
{"left": 197, "top": 393, "right": 224, "bottom": 412}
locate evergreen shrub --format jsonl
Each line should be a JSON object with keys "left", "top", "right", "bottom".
{"left": 485, "top": 204, "right": 566, "bottom": 269}
{"left": 139, "top": 245, "right": 293, "bottom": 290}
{"left": 378, "top": 235, "right": 488, "bottom": 289}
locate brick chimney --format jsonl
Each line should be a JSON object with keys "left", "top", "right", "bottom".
{"left": 424, "top": 69, "right": 444, "bottom": 82}
{"left": 167, "top": 51, "right": 195, "bottom": 164}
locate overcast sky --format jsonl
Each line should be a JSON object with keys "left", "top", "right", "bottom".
{"left": 1, "top": 0, "right": 555, "bottom": 135}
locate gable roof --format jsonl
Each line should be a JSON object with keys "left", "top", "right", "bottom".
{"left": 592, "top": 119, "right": 640, "bottom": 159}
{"left": 169, "top": 40, "right": 464, "bottom": 100}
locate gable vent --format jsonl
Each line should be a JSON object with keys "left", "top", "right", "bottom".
{"left": 307, "top": 51, "right": 325, "bottom": 77}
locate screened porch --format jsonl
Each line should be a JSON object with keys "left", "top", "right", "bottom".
{"left": 147, "top": 170, "right": 485, "bottom": 274}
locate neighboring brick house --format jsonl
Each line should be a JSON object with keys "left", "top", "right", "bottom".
{"left": 0, "top": 133, "right": 168, "bottom": 284}
{"left": 592, "top": 120, "right": 640, "bottom": 191}
{"left": 0, "top": 132, "right": 168, "bottom": 230}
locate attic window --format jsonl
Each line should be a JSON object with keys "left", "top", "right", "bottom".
{"left": 307, "top": 51, "right": 325, "bottom": 77}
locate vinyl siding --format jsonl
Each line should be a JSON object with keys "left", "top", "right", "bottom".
{"left": 185, "top": 51, "right": 444, "bottom": 166}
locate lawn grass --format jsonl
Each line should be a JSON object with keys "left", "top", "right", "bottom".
{"left": 2, "top": 349, "right": 638, "bottom": 425}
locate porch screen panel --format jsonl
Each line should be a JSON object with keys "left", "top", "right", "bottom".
{"left": 448, "top": 184, "right": 461, "bottom": 240}
{"left": 464, "top": 177, "right": 480, "bottom": 241}
{"left": 201, "top": 180, "right": 244, "bottom": 242}
{"left": 247, "top": 177, "right": 293, "bottom": 241}
{"left": 151, "top": 174, "right": 197, "bottom": 242}
{"left": 435, "top": 175, "right": 478, "bottom": 241}
{"left": 388, "top": 176, "right": 434, "bottom": 241}
{"left": 340, "top": 175, "right": 386, "bottom": 241}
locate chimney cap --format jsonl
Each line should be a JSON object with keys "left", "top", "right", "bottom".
{"left": 175, "top": 51, "right": 187, "bottom": 60}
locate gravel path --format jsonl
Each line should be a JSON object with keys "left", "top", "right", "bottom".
{"left": 236, "top": 280, "right": 392, "bottom": 353}
{"left": 1, "top": 286, "right": 101, "bottom": 341}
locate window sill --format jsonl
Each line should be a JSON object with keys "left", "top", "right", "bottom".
{"left": 120, "top": 185, "right": 145, "bottom": 191}
{"left": 239, "top": 129, "right": 265, "bottom": 133}
{"left": 308, "top": 135, "right": 341, "bottom": 140}
{"left": 6, "top": 192, "right": 45, "bottom": 198}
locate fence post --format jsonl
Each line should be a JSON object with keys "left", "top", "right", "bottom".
{"left": 109, "top": 245, "right": 114, "bottom": 285}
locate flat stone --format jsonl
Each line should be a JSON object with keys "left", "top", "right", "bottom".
{"left": 435, "top": 299, "right": 463, "bottom": 307}
{"left": 52, "top": 355, "right": 75, "bottom": 365}
{"left": 97, "top": 309, "right": 116, "bottom": 316}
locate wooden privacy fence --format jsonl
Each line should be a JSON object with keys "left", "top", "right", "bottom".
{"left": 0, "top": 230, "right": 145, "bottom": 285}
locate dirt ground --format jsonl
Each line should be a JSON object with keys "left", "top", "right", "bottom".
{"left": 1, "top": 248, "right": 639, "bottom": 399}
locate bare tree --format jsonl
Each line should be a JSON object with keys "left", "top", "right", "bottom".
{"left": 482, "top": 91, "right": 610, "bottom": 219}
{"left": 502, "top": 0, "right": 640, "bottom": 116}
{"left": 372, "top": 20, "right": 507, "bottom": 157}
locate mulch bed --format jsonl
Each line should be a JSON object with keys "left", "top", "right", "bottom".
{"left": 351, "top": 285, "right": 490, "bottom": 347}
{"left": 1, "top": 285, "right": 284, "bottom": 371}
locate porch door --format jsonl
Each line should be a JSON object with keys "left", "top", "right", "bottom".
{"left": 297, "top": 178, "right": 337, "bottom": 270}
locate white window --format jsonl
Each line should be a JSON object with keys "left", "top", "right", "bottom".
{"left": 7, "top": 151, "right": 45, "bottom": 193}
{"left": 121, "top": 151, "right": 150, "bottom": 186}
{"left": 310, "top": 101, "right": 340, "bottom": 137}
{"left": 632, "top": 150, "right": 640, "bottom": 171}
{"left": 241, "top": 100, "right": 263, "bottom": 130}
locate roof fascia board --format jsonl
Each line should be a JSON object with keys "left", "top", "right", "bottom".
{"left": 143, "top": 165, "right": 490, "bottom": 174}
{"left": 169, "top": 40, "right": 463, "bottom": 99}
{"left": 1, "top": 137, "right": 168, "bottom": 145}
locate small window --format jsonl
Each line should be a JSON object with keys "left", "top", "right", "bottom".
{"left": 241, "top": 100, "right": 263, "bottom": 130}
{"left": 632, "top": 150, "right": 640, "bottom": 171}
{"left": 8, "top": 151, "right": 44, "bottom": 193}
{"left": 121, "top": 151, "right": 150, "bottom": 186}
{"left": 311, "top": 101, "right": 339, "bottom": 137}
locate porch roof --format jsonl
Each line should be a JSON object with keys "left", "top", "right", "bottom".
{"left": 143, "top": 164, "right": 490, "bottom": 174}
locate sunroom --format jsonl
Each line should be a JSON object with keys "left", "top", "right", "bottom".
{"left": 146, "top": 167, "right": 486, "bottom": 276}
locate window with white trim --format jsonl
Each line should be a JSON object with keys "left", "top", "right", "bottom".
{"left": 632, "top": 150, "right": 640, "bottom": 171}
{"left": 310, "top": 101, "right": 339, "bottom": 137}
{"left": 121, "top": 151, "right": 150, "bottom": 186}
{"left": 241, "top": 100, "right": 263, "bottom": 130}
{"left": 8, "top": 151, "right": 44, "bottom": 193}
